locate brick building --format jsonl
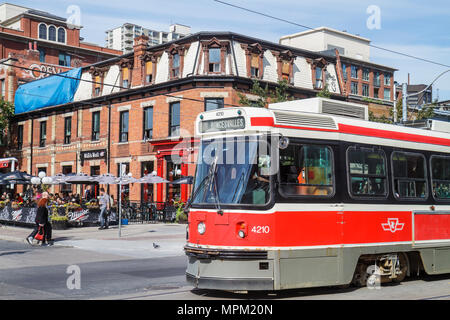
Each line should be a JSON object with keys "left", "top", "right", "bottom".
{"left": 0, "top": 3, "right": 121, "bottom": 102}
{"left": 9, "top": 30, "right": 397, "bottom": 204}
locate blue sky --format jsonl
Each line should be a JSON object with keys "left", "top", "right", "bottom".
{"left": 11, "top": 0, "right": 450, "bottom": 100}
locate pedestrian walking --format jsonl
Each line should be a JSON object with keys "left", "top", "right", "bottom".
{"left": 98, "top": 187, "right": 111, "bottom": 230}
{"left": 26, "top": 193, "right": 53, "bottom": 246}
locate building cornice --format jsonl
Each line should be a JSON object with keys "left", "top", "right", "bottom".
{"left": 12, "top": 75, "right": 340, "bottom": 121}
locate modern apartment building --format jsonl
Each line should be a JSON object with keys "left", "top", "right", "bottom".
{"left": 105, "top": 23, "right": 191, "bottom": 53}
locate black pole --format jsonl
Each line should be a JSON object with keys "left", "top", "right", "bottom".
{"left": 107, "top": 102, "right": 112, "bottom": 195}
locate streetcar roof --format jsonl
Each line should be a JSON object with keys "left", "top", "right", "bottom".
{"left": 195, "top": 98, "right": 450, "bottom": 152}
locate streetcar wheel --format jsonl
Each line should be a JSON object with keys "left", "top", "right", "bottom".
{"left": 392, "top": 253, "right": 408, "bottom": 283}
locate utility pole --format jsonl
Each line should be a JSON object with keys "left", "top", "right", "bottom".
{"left": 402, "top": 83, "right": 408, "bottom": 122}
{"left": 393, "top": 82, "right": 397, "bottom": 123}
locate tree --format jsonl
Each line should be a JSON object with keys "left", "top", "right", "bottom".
{"left": 237, "top": 79, "right": 292, "bottom": 108}
{"left": 416, "top": 102, "right": 436, "bottom": 121}
{"left": 0, "top": 99, "right": 15, "bottom": 143}
{"left": 316, "top": 84, "right": 332, "bottom": 99}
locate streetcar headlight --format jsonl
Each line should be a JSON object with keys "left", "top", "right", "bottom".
{"left": 197, "top": 222, "right": 206, "bottom": 235}
{"left": 238, "top": 229, "right": 246, "bottom": 238}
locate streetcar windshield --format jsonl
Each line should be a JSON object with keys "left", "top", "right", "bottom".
{"left": 191, "top": 136, "right": 272, "bottom": 206}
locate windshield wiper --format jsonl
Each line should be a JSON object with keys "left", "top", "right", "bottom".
{"left": 183, "top": 173, "right": 211, "bottom": 213}
{"left": 208, "top": 156, "right": 223, "bottom": 215}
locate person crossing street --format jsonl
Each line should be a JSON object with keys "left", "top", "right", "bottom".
{"left": 98, "top": 188, "right": 111, "bottom": 230}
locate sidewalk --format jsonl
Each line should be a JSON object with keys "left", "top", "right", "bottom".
{"left": 0, "top": 222, "right": 187, "bottom": 259}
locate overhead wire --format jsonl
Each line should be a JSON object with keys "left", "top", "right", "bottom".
{"left": 1, "top": 62, "right": 242, "bottom": 109}
{"left": 213, "top": 0, "right": 450, "bottom": 69}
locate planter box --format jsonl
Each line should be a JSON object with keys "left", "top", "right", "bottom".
{"left": 51, "top": 220, "right": 68, "bottom": 230}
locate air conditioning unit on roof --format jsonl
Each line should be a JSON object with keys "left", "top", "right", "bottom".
{"left": 268, "top": 97, "right": 369, "bottom": 120}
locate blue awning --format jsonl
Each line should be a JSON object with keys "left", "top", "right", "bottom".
{"left": 14, "top": 67, "right": 82, "bottom": 114}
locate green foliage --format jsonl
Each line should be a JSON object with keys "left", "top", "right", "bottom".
{"left": 51, "top": 214, "right": 68, "bottom": 222}
{"left": 174, "top": 200, "right": 187, "bottom": 223}
{"left": 0, "top": 99, "right": 14, "bottom": 135}
{"left": 369, "top": 111, "right": 393, "bottom": 124}
{"left": 237, "top": 79, "right": 292, "bottom": 108}
{"left": 316, "top": 84, "right": 332, "bottom": 98}
{"left": 416, "top": 103, "right": 435, "bottom": 120}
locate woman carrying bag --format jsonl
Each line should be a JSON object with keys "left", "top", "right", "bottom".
{"left": 26, "top": 195, "right": 53, "bottom": 246}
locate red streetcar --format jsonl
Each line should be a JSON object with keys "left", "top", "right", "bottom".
{"left": 184, "top": 97, "right": 450, "bottom": 291}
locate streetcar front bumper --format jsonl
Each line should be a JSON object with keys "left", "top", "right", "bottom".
{"left": 185, "top": 245, "right": 274, "bottom": 291}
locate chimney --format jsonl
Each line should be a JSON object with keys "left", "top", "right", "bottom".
{"left": 132, "top": 35, "right": 149, "bottom": 87}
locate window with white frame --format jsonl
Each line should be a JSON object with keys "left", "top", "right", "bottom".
{"left": 48, "top": 26, "right": 56, "bottom": 41}
{"left": 57, "top": 27, "right": 66, "bottom": 43}
{"left": 39, "top": 23, "right": 47, "bottom": 40}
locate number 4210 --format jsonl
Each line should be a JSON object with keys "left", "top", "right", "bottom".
{"left": 251, "top": 226, "right": 270, "bottom": 234}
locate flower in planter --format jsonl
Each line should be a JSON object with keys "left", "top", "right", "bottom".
{"left": 51, "top": 214, "right": 69, "bottom": 222}
{"left": 11, "top": 201, "right": 23, "bottom": 210}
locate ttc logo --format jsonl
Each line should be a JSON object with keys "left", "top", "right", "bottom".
{"left": 381, "top": 218, "right": 404, "bottom": 233}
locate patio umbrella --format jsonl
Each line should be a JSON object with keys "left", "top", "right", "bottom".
{"left": 0, "top": 171, "right": 33, "bottom": 184}
{"left": 48, "top": 173, "right": 71, "bottom": 185}
{"left": 118, "top": 176, "right": 140, "bottom": 184}
{"left": 138, "top": 174, "right": 169, "bottom": 184}
{"left": 94, "top": 173, "right": 119, "bottom": 185}
{"left": 65, "top": 173, "right": 97, "bottom": 184}
{"left": 169, "top": 176, "right": 194, "bottom": 185}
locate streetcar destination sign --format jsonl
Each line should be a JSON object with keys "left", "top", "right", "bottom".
{"left": 201, "top": 117, "right": 245, "bottom": 133}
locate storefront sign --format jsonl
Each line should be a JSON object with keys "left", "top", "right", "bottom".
{"left": 80, "top": 149, "right": 107, "bottom": 165}
{"left": 0, "top": 161, "right": 10, "bottom": 168}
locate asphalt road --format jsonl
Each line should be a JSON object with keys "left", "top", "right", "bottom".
{"left": 1, "top": 240, "right": 449, "bottom": 300}
{"left": 0, "top": 240, "right": 188, "bottom": 299}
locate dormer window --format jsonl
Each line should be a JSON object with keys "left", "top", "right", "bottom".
{"left": 241, "top": 43, "right": 264, "bottom": 79}
{"left": 281, "top": 61, "right": 290, "bottom": 81}
{"left": 273, "top": 50, "right": 294, "bottom": 83}
{"left": 119, "top": 59, "right": 133, "bottom": 90}
{"left": 315, "top": 66, "right": 323, "bottom": 89}
{"left": 94, "top": 75, "right": 102, "bottom": 96}
{"left": 208, "top": 48, "right": 221, "bottom": 72}
{"left": 172, "top": 53, "right": 180, "bottom": 78}
{"left": 307, "top": 57, "right": 328, "bottom": 90}
{"left": 122, "top": 67, "right": 129, "bottom": 88}
{"left": 145, "top": 61, "right": 153, "bottom": 83}
{"left": 250, "top": 54, "right": 259, "bottom": 78}
{"left": 167, "top": 44, "right": 188, "bottom": 80}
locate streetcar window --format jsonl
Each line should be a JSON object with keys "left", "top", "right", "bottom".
{"left": 392, "top": 152, "right": 427, "bottom": 199}
{"left": 347, "top": 147, "right": 387, "bottom": 197}
{"left": 279, "top": 144, "right": 334, "bottom": 197}
{"left": 192, "top": 136, "right": 272, "bottom": 206}
{"left": 431, "top": 156, "right": 450, "bottom": 199}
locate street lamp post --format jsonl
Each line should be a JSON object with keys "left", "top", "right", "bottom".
{"left": 118, "top": 166, "right": 132, "bottom": 238}
{"left": 31, "top": 171, "right": 53, "bottom": 191}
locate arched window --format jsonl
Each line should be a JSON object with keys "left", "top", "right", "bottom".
{"left": 48, "top": 26, "right": 56, "bottom": 41}
{"left": 57, "top": 27, "right": 66, "bottom": 43}
{"left": 38, "top": 23, "right": 47, "bottom": 40}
